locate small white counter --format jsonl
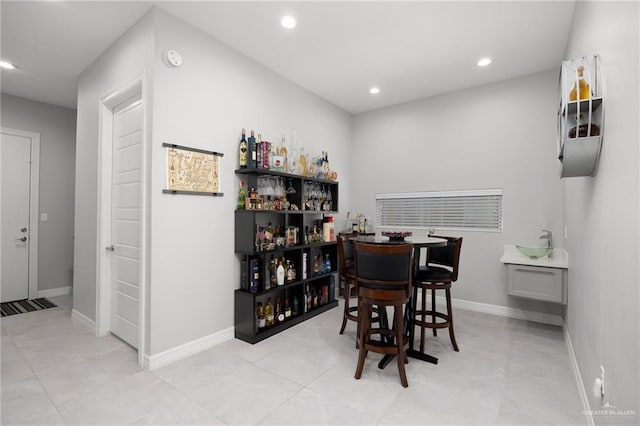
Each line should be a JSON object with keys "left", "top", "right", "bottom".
{"left": 499, "top": 245, "right": 569, "bottom": 269}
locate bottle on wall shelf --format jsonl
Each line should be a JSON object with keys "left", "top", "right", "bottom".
{"left": 256, "top": 302, "right": 265, "bottom": 329}
{"left": 284, "top": 298, "right": 292, "bottom": 319}
{"left": 239, "top": 128, "right": 248, "bottom": 168}
{"left": 237, "top": 180, "right": 246, "bottom": 210}
{"left": 276, "top": 259, "right": 285, "bottom": 286}
{"left": 569, "top": 114, "right": 600, "bottom": 139}
{"left": 265, "top": 297, "right": 274, "bottom": 327}
{"left": 276, "top": 298, "right": 284, "bottom": 323}
{"left": 269, "top": 257, "right": 277, "bottom": 288}
{"left": 279, "top": 136, "right": 288, "bottom": 171}
{"left": 569, "top": 65, "right": 591, "bottom": 102}
{"left": 248, "top": 130, "right": 257, "bottom": 168}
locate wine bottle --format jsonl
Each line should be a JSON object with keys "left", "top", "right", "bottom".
{"left": 270, "top": 258, "right": 278, "bottom": 288}
{"left": 276, "top": 298, "right": 285, "bottom": 323}
{"left": 292, "top": 295, "right": 299, "bottom": 316}
{"left": 265, "top": 298, "right": 274, "bottom": 327}
{"left": 284, "top": 298, "right": 292, "bottom": 319}
{"left": 569, "top": 114, "right": 600, "bottom": 138}
{"left": 264, "top": 256, "right": 271, "bottom": 291}
{"left": 569, "top": 65, "right": 591, "bottom": 101}
{"left": 256, "top": 302, "right": 265, "bottom": 329}
{"left": 248, "top": 130, "right": 256, "bottom": 168}
{"left": 237, "top": 180, "right": 246, "bottom": 210}
{"left": 239, "top": 128, "right": 248, "bottom": 168}
{"left": 257, "top": 133, "right": 263, "bottom": 169}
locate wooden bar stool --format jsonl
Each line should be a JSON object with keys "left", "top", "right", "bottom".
{"left": 413, "top": 236, "right": 463, "bottom": 353}
{"left": 338, "top": 234, "right": 358, "bottom": 334}
{"left": 353, "top": 242, "right": 413, "bottom": 388}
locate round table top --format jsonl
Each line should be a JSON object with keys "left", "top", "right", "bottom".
{"left": 351, "top": 235, "right": 447, "bottom": 247}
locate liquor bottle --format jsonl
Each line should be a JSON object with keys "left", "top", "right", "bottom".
{"left": 270, "top": 258, "right": 278, "bottom": 288}
{"left": 312, "top": 288, "right": 318, "bottom": 308}
{"left": 324, "top": 253, "right": 332, "bottom": 273}
{"left": 248, "top": 130, "right": 256, "bottom": 168}
{"left": 303, "top": 285, "right": 308, "bottom": 313}
{"left": 239, "top": 128, "right": 248, "bottom": 168}
{"left": 257, "top": 133, "right": 263, "bottom": 169}
{"left": 292, "top": 295, "right": 299, "bottom": 316}
{"left": 237, "top": 180, "right": 246, "bottom": 210}
{"left": 276, "top": 259, "right": 285, "bottom": 285}
{"left": 276, "top": 298, "right": 285, "bottom": 323}
{"left": 279, "top": 136, "right": 288, "bottom": 171}
{"left": 284, "top": 298, "right": 292, "bottom": 319}
{"left": 569, "top": 114, "right": 600, "bottom": 138}
{"left": 299, "top": 147, "right": 307, "bottom": 176}
{"left": 302, "top": 252, "right": 308, "bottom": 279}
{"left": 263, "top": 139, "right": 271, "bottom": 170}
{"left": 265, "top": 298, "right": 274, "bottom": 327}
{"left": 569, "top": 65, "right": 591, "bottom": 101}
{"left": 256, "top": 302, "right": 266, "bottom": 329}
{"left": 264, "top": 256, "right": 271, "bottom": 290}
{"left": 285, "top": 259, "right": 294, "bottom": 282}
{"left": 306, "top": 285, "right": 313, "bottom": 312}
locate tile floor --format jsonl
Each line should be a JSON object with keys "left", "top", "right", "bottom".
{"left": 2, "top": 295, "right": 586, "bottom": 425}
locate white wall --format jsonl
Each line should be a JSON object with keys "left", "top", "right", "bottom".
{"left": 563, "top": 1, "right": 639, "bottom": 418}
{"left": 74, "top": 11, "right": 154, "bottom": 322}
{"left": 1, "top": 94, "right": 76, "bottom": 292}
{"left": 352, "top": 70, "right": 565, "bottom": 318}
{"left": 148, "top": 8, "right": 351, "bottom": 354}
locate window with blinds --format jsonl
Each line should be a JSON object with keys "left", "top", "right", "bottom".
{"left": 375, "top": 189, "right": 503, "bottom": 232}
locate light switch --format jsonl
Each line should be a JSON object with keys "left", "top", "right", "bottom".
{"left": 40, "top": 213, "right": 48, "bottom": 222}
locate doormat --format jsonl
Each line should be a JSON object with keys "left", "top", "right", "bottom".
{"left": 1, "top": 298, "right": 57, "bottom": 317}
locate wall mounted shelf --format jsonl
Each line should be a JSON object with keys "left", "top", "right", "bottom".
{"left": 557, "top": 55, "right": 605, "bottom": 178}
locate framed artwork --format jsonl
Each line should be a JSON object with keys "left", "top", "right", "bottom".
{"left": 163, "top": 143, "right": 224, "bottom": 196}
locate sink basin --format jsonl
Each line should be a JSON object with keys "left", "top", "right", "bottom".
{"left": 516, "top": 246, "right": 551, "bottom": 259}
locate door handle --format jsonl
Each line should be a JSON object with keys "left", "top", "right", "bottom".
{"left": 105, "top": 245, "right": 115, "bottom": 252}
{"left": 15, "top": 237, "right": 27, "bottom": 242}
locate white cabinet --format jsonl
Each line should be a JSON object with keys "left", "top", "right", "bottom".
{"left": 507, "top": 264, "right": 567, "bottom": 305}
{"left": 557, "top": 54, "right": 605, "bottom": 178}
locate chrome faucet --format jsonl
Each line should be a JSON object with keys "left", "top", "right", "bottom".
{"left": 540, "top": 229, "right": 552, "bottom": 257}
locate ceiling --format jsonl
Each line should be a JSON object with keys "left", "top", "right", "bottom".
{"left": 1, "top": 1, "right": 576, "bottom": 114}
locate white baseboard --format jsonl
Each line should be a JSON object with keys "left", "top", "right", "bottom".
{"left": 564, "top": 324, "right": 595, "bottom": 426}
{"left": 71, "top": 309, "right": 96, "bottom": 333}
{"left": 434, "top": 295, "right": 564, "bottom": 326}
{"left": 38, "top": 286, "right": 72, "bottom": 298}
{"left": 143, "top": 326, "right": 234, "bottom": 371}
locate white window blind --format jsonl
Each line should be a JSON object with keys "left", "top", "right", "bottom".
{"left": 376, "top": 189, "right": 503, "bottom": 232}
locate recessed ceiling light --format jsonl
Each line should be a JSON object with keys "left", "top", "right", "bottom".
{"left": 281, "top": 15, "right": 297, "bottom": 29}
{"left": 369, "top": 87, "right": 380, "bottom": 95}
{"left": 477, "top": 57, "right": 492, "bottom": 67}
{"left": 0, "top": 60, "right": 17, "bottom": 70}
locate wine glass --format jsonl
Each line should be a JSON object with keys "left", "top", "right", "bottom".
{"left": 286, "top": 178, "right": 296, "bottom": 194}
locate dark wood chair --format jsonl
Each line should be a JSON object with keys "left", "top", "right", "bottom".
{"left": 413, "top": 236, "right": 463, "bottom": 353}
{"left": 354, "top": 242, "right": 413, "bottom": 388}
{"left": 338, "top": 233, "right": 358, "bottom": 334}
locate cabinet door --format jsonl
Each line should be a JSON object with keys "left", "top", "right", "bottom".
{"left": 507, "top": 265, "right": 566, "bottom": 304}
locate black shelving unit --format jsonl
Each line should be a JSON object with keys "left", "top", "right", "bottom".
{"left": 234, "top": 168, "right": 339, "bottom": 344}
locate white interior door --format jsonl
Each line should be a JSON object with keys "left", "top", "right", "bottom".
{"left": 0, "top": 132, "right": 31, "bottom": 302}
{"left": 109, "top": 95, "right": 142, "bottom": 348}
